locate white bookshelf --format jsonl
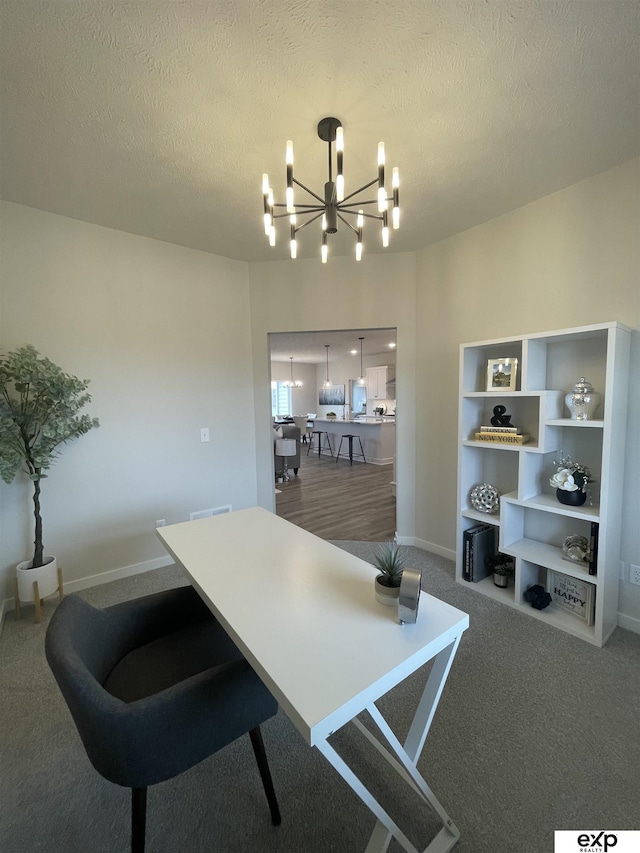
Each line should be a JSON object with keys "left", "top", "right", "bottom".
{"left": 456, "top": 322, "right": 631, "bottom": 646}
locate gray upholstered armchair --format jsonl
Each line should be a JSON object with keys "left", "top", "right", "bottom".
{"left": 45, "top": 586, "right": 281, "bottom": 853}
{"left": 273, "top": 423, "right": 301, "bottom": 475}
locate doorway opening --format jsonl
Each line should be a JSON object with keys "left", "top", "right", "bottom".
{"left": 269, "top": 327, "right": 397, "bottom": 541}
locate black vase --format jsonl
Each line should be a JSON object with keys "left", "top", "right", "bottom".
{"left": 556, "top": 488, "right": 586, "bottom": 507}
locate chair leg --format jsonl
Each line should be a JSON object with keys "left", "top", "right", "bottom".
{"left": 249, "top": 727, "right": 281, "bottom": 826}
{"left": 131, "top": 787, "right": 147, "bottom": 853}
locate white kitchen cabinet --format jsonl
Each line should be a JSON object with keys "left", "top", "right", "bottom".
{"left": 456, "top": 322, "right": 631, "bottom": 646}
{"left": 366, "top": 365, "right": 395, "bottom": 399}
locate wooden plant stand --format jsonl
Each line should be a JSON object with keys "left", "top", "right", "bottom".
{"left": 14, "top": 565, "right": 64, "bottom": 623}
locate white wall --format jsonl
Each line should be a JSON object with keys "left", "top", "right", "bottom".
{"left": 415, "top": 158, "right": 640, "bottom": 627}
{"left": 0, "top": 202, "right": 258, "bottom": 598}
{"left": 248, "top": 252, "right": 417, "bottom": 537}
{"left": 2, "top": 159, "right": 638, "bottom": 629}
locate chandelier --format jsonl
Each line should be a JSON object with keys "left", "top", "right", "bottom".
{"left": 283, "top": 356, "right": 302, "bottom": 389}
{"left": 262, "top": 117, "right": 400, "bottom": 262}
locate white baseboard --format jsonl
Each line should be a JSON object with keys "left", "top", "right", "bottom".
{"left": 2, "top": 546, "right": 638, "bottom": 639}
{"left": 0, "top": 554, "right": 174, "bottom": 629}
{"left": 401, "top": 536, "right": 456, "bottom": 563}
{"left": 617, "top": 611, "right": 640, "bottom": 635}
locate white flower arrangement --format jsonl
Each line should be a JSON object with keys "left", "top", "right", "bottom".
{"left": 549, "top": 455, "right": 592, "bottom": 493}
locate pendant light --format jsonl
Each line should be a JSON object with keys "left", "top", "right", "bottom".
{"left": 323, "top": 344, "right": 332, "bottom": 388}
{"left": 284, "top": 356, "right": 302, "bottom": 388}
{"left": 357, "top": 337, "right": 366, "bottom": 385}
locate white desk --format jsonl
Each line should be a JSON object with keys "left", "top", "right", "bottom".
{"left": 157, "top": 507, "right": 469, "bottom": 853}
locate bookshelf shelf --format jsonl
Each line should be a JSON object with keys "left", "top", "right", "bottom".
{"left": 502, "top": 538, "right": 598, "bottom": 584}
{"left": 456, "top": 322, "right": 631, "bottom": 647}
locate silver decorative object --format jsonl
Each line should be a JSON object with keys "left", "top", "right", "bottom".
{"left": 565, "top": 377, "right": 601, "bottom": 421}
{"left": 562, "top": 534, "right": 590, "bottom": 563}
{"left": 398, "top": 568, "right": 422, "bottom": 624}
{"left": 470, "top": 483, "right": 500, "bottom": 514}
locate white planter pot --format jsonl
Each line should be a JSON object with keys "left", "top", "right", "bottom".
{"left": 374, "top": 575, "right": 400, "bottom": 606}
{"left": 16, "top": 555, "right": 59, "bottom": 603}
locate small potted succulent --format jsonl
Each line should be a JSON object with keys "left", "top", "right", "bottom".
{"left": 485, "top": 553, "right": 514, "bottom": 588}
{"left": 326, "top": 411, "right": 337, "bottom": 420}
{"left": 373, "top": 541, "right": 406, "bottom": 605}
{"left": 549, "top": 455, "right": 592, "bottom": 507}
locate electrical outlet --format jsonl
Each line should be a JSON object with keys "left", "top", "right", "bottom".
{"left": 630, "top": 564, "right": 640, "bottom": 586}
{"left": 155, "top": 519, "right": 166, "bottom": 528}
{"left": 200, "top": 427, "right": 210, "bottom": 443}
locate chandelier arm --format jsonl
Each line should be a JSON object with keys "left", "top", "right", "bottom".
{"left": 340, "top": 178, "right": 380, "bottom": 203}
{"left": 338, "top": 199, "right": 379, "bottom": 208}
{"left": 336, "top": 206, "right": 383, "bottom": 222}
{"left": 336, "top": 213, "right": 360, "bottom": 236}
{"left": 273, "top": 207, "right": 324, "bottom": 220}
{"left": 292, "top": 178, "right": 325, "bottom": 204}
{"left": 293, "top": 212, "right": 325, "bottom": 233}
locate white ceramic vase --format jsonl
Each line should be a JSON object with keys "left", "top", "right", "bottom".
{"left": 374, "top": 575, "right": 400, "bottom": 606}
{"left": 16, "top": 555, "right": 59, "bottom": 603}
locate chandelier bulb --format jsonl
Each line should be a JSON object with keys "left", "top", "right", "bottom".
{"left": 262, "top": 173, "right": 270, "bottom": 195}
{"left": 378, "top": 187, "right": 388, "bottom": 213}
{"left": 286, "top": 186, "right": 295, "bottom": 213}
{"left": 269, "top": 224, "right": 276, "bottom": 246}
{"left": 392, "top": 206, "right": 400, "bottom": 230}
{"left": 357, "top": 209, "right": 364, "bottom": 229}
{"left": 378, "top": 142, "right": 385, "bottom": 166}
{"left": 286, "top": 141, "right": 294, "bottom": 165}
{"left": 382, "top": 225, "right": 389, "bottom": 248}
{"left": 290, "top": 239, "right": 297, "bottom": 259}
{"left": 321, "top": 243, "right": 328, "bottom": 263}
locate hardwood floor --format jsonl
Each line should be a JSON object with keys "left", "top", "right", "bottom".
{"left": 275, "top": 443, "right": 396, "bottom": 541}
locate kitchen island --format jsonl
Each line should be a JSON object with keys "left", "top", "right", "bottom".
{"left": 312, "top": 417, "right": 395, "bottom": 465}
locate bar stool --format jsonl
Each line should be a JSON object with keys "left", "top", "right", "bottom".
{"left": 307, "top": 430, "right": 333, "bottom": 457}
{"left": 336, "top": 434, "right": 366, "bottom": 465}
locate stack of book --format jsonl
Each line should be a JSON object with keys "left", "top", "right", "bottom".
{"left": 474, "top": 425, "right": 529, "bottom": 445}
{"left": 462, "top": 524, "right": 497, "bottom": 582}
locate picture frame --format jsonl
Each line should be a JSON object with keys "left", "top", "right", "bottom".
{"left": 319, "top": 384, "right": 345, "bottom": 406}
{"left": 486, "top": 357, "right": 518, "bottom": 392}
{"left": 546, "top": 570, "right": 595, "bottom": 626}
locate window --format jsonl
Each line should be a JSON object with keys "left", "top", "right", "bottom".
{"left": 271, "top": 381, "right": 292, "bottom": 417}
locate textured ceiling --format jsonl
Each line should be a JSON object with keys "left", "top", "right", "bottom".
{"left": 270, "top": 327, "right": 397, "bottom": 363}
{"left": 1, "top": 1, "right": 639, "bottom": 263}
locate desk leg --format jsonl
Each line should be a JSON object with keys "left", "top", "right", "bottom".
{"left": 316, "top": 637, "right": 462, "bottom": 853}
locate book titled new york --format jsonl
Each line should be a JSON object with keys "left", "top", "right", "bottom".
{"left": 474, "top": 432, "right": 530, "bottom": 445}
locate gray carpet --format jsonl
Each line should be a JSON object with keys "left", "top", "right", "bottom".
{"left": 1, "top": 543, "right": 639, "bottom": 853}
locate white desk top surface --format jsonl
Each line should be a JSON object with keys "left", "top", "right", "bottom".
{"left": 157, "top": 507, "right": 469, "bottom": 745}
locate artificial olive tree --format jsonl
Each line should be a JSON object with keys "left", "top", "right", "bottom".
{"left": 0, "top": 345, "right": 99, "bottom": 568}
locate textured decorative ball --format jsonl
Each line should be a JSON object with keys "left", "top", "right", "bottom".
{"left": 470, "top": 483, "right": 500, "bottom": 514}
